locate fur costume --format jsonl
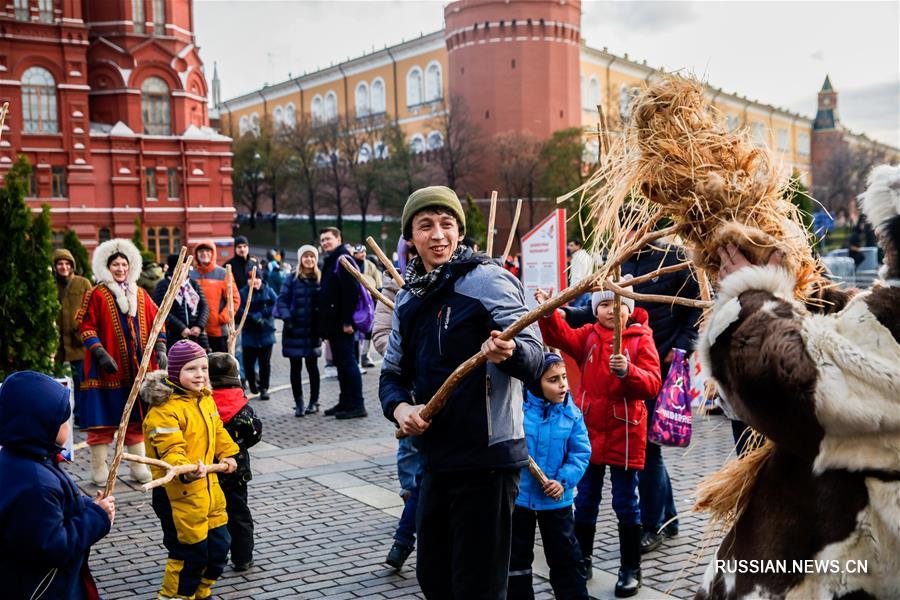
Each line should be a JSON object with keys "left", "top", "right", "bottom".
{"left": 694, "top": 166, "right": 900, "bottom": 599}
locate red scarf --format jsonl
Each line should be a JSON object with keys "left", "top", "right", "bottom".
{"left": 211, "top": 387, "right": 247, "bottom": 423}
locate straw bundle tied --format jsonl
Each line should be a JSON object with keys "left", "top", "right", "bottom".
{"left": 569, "top": 75, "right": 822, "bottom": 298}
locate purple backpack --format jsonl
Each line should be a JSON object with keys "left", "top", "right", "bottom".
{"left": 333, "top": 258, "right": 375, "bottom": 334}
{"left": 648, "top": 348, "right": 692, "bottom": 447}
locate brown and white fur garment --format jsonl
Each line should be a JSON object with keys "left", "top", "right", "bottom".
{"left": 695, "top": 165, "right": 900, "bottom": 600}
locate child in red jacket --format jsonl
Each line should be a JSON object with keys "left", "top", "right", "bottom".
{"left": 536, "top": 287, "right": 661, "bottom": 598}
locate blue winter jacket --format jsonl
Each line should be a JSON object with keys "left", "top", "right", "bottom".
{"left": 276, "top": 274, "right": 322, "bottom": 358}
{"left": 380, "top": 249, "right": 544, "bottom": 472}
{"left": 238, "top": 282, "right": 278, "bottom": 348}
{"left": 516, "top": 390, "right": 591, "bottom": 511}
{"left": 0, "top": 371, "right": 111, "bottom": 600}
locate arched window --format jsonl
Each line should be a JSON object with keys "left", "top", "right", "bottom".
{"left": 425, "top": 63, "right": 442, "bottom": 102}
{"left": 777, "top": 128, "right": 789, "bottom": 152}
{"left": 427, "top": 131, "right": 444, "bottom": 150}
{"left": 250, "top": 112, "right": 260, "bottom": 136}
{"left": 311, "top": 95, "right": 324, "bottom": 124}
{"left": 355, "top": 82, "right": 369, "bottom": 118}
{"left": 324, "top": 91, "right": 338, "bottom": 122}
{"left": 273, "top": 105, "right": 284, "bottom": 127}
{"left": 588, "top": 78, "right": 601, "bottom": 110}
{"left": 141, "top": 76, "right": 171, "bottom": 134}
{"left": 239, "top": 115, "right": 249, "bottom": 136}
{"left": 358, "top": 143, "right": 372, "bottom": 164}
{"left": 726, "top": 114, "right": 740, "bottom": 132}
{"left": 21, "top": 66, "right": 58, "bottom": 133}
{"left": 410, "top": 134, "right": 425, "bottom": 154}
{"left": 374, "top": 141, "right": 389, "bottom": 159}
{"left": 618, "top": 85, "right": 637, "bottom": 123}
{"left": 285, "top": 103, "right": 296, "bottom": 127}
{"left": 371, "top": 78, "right": 386, "bottom": 114}
{"left": 407, "top": 68, "right": 423, "bottom": 107}
{"left": 751, "top": 122, "right": 767, "bottom": 147}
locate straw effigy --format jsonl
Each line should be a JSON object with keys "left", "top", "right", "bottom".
{"left": 563, "top": 75, "right": 831, "bottom": 532}
{"left": 568, "top": 75, "right": 822, "bottom": 299}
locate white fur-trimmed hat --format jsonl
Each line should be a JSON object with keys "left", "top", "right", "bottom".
{"left": 861, "top": 164, "right": 900, "bottom": 229}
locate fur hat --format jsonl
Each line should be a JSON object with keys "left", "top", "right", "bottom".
{"left": 591, "top": 274, "right": 635, "bottom": 315}
{"left": 208, "top": 352, "right": 242, "bottom": 389}
{"left": 140, "top": 370, "right": 173, "bottom": 407}
{"left": 167, "top": 339, "right": 207, "bottom": 383}
{"left": 92, "top": 238, "right": 143, "bottom": 316}
{"left": 860, "top": 164, "right": 900, "bottom": 281}
{"left": 52, "top": 248, "right": 76, "bottom": 268}
{"left": 401, "top": 186, "right": 466, "bottom": 240}
{"left": 297, "top": 244, "right": 319, "bottom": 263}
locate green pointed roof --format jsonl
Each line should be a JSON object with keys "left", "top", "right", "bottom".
{"left": 821, "top": 75, "right": 833, "bottom": 91}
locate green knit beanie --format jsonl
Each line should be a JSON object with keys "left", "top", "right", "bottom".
{"left": 401, "top": 186, "right": 466, "bottom": 240}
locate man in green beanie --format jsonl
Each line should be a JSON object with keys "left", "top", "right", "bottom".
{"left": 381, "top": 186, "right": 544, "bottom": 598}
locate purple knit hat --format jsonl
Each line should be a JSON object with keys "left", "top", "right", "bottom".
{"left": 167, "top": 339, "right": 207, "bottom": 382}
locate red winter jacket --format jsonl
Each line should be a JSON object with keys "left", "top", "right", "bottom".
{"left": 539, "top": 307, "right": 661, "bottom": 470}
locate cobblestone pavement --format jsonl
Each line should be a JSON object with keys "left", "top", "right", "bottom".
{"left": 65, "top": 339, "right": 733, "bottom": 599}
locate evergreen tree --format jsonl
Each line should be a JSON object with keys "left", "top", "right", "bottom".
{"left": 463, "top": 194, "right": 487, "bottom": 250}
{"left": 0, "top": 156, "right": 61, "bottom": 378}
{"left": 63, "top": 229, "right": 92, "bottom": 279}
{"left": 784, "top": 170, "right": 814, "bottom": 232}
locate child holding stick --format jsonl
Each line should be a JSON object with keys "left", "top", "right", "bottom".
{"left": 141, "top": 340, "right": 239, "bottom": 600}
{"left": 535, "top": 288, "right": 661, "bottom": 598}
{"left": 508, "top": 353, "right": 591, "bottom": 600}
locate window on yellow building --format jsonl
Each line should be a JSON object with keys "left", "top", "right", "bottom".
{"left": 311, "top": 96, "right": 324, "bottom": 124}
{"left": 407, "top": 68, "right": 423, "bottom": 106}
{"left": 285, "top": 103, "right": 297, "bottom": 128}
{"left": 777, "top": 128, "right": 789, "bottom": 152}
{"left": 798, "top": 132, "right": 810, "bottom": 156}
{"left": 324, "top": 92, "right": 338, "bottom": 122}
{"left": 273, "top": 106, "right": 284, "bottom": 128}
{"left": 410, "top": 135, "right": 425, "bottom": 154}
{"left": 425, "top": 63, "right": 442, "bottom": 102}
{"left": 239, "top": 115, "right": 249, "bottom": 136}
{"left": 356, "top": 82, "right": 370, "bottom": 118}
{"left": 371, "top": 79, "right": 386, "bottom": 114}
{"left": 427, "top": 131, "right": 444, "bottom": 150}
{"left": 751, "top": 122, "right": 767, "bottom": 147}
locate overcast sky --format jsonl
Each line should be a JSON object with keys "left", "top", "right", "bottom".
{"left": 195, "top": 1, "right": 900, "bottom": 146}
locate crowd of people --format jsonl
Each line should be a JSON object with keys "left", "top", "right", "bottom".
{"left": 1, "top": 165, "right": 897, "bottom": 599}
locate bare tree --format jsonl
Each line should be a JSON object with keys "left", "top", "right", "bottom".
{"left": 496, "top": 130, "right": 544, "bottom": 230}
{"left": 814, "top": 142, "right": 893, "bottom": 213}
{"left": 280, "top": 114, "right": 322, "bottom": 240}
{"left": 340, "top": 112, "right": 387, "bottom": 240}
{"left": 316, "top": 117, "right": 347, "bottom": 231}
{"left": 432, "top": 96, "right": 484, "bottom": 196}
{"left": 232, "top": 133, "right": 266, "bottom": 228}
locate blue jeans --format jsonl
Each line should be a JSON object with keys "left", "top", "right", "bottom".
{"left": 573, "top": 463, "right": 640, "bottom": 527}
{"left": 394, "top": 437, "right": 422, "bottom": 547}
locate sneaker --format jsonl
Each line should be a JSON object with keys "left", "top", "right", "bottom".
{"left": 323, "top": 366, "right": 338, "bottom": 378}
{"left": 335, "top": 407, "right": 368, "bottom": 420}
{"left": 385, "top": 542, "right": 414, "bottom": 570}
{"left": 233, "top": 559, "right": 254, "bottom": 572}
{"left": 362, "top": 357, "right": 376, "bottom": 368}
{"left": 640, "top": 531, "right": 663, "bottom": 554}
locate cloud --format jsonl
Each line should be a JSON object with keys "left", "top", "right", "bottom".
{"left": 810, "top": 49, "right": 825, "bottom": 61}
{"left": 583, "top": 1, "right": 697, "bottom": 33}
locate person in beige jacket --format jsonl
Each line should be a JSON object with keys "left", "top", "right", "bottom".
{"left": 53, "top": 248, "right": 93, "bottom": 424}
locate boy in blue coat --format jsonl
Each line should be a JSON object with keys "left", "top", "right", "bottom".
{"left": 509, "top": 353, "right": 592, "bottom": 600}
{"left": 0, "top": 371, "right": 115, "bottom": 600}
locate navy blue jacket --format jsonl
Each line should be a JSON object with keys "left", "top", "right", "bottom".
{"left": 516, "top": 391, "right": 591, "bottom": 511}
{"left": 0, "top": 371, "right": 111, "bottom": 600}
{"left": 564, "top": 244, "right": 701, "bottom": 360}
{"left": 237, "top": 282, "right": 278, "bottom": 348}
{"left": 319, "top": 244, "right": 360, "bottom": 336}
{"left": 380, "top": 250, "right": 544, "bottom": 472}
{"left": 277, "top": 274, "right": 322, "bottom": 358}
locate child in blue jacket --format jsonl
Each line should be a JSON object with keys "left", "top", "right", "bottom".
{"left": 0, "top": 371, "right": 115, "bottom": 600}
{"left": 509, "top": 353, "right": 592, "bottom": 600}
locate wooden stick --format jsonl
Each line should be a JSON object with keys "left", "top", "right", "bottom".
{"left": 395, "top": 222, "right": 678, "bottom": 439}
{"left": 104, "top": 249, "right": 193, "bottom": 496}
{"left": 697, "top": 269, "right": 713, "bottom": 303}
{"left": 501, "top": 198, "right": 523, "bottom": 260}
{"left": 366, "top": 236, "right": 404, "bottom": 287}
{"left": 612, "top": 266, "right": 623, "bottom": 355}
{"left": 528, "top": 456, "right": 549, "bottom": 487}
{"left": 226, "top": 264, "right": 235, "bottom": 337}
{"left": 228, "top": 266, "right": 258, "bottom": 355}
{"left": 341, "top": 256, "right": 394, "bottom": 310}
{"left": 486, "top": 190, "right": 498, "bottom": 256}
{"left": 121, "top": 453, "right": 230, "bottom": 492}
{"left": 589, "top": 262, "right": 692, "bottom": 292}
{"left": 603, "top": 279, "right": 713, "bottom": 309}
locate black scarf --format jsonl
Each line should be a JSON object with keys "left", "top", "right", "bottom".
{"left": 404, "top": 244, "right": 468, "bottom": 298}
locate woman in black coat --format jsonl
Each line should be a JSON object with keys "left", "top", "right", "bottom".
{"left": 153, "top": 253, "right": 210, "bottom": 350}
{"left": 276, "top": 245, "right": 322, "bottom": 416}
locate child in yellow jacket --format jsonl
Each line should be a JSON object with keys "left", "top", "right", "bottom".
{"left": 141, "top": 340, "right": 240, "bottom": 600}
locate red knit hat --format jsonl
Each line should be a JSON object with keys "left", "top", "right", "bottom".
{"left": 167, "top": 339, "right": 207, "bottom": 382}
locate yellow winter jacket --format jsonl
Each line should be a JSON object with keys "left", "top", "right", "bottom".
{"left": 143, "top": 381, "right": 240, "bottom": 545}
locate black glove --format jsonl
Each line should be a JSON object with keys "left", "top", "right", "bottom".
{"left": 92, "top": 346, "right": 118, "bottom": 374}
{"left": 155, "top": 342, "right": 168, "bottom": 370}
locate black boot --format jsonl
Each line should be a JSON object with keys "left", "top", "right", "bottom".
{"left": 305, "top": 400, "right": 319, "bottom": 415}
{"left": 385, "top": 542, "right": 414, "bottom": 570}
{"left": 574, "top": 521, "right": 595, "bottom": 580}
{"left": 294, "top": 397, "right": 305, "bottom": 417}
{"left": 615, "top": 523, "right": 642, "bottom": 598}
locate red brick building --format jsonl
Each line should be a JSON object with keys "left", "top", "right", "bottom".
{"left": 0, "top": 0, "right": 235, "bottom": 261}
